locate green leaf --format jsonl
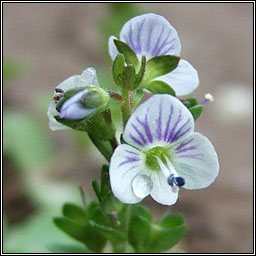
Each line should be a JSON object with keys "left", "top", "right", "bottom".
{"left": 48, "top": 243, "right": 92, "bottom": 253}
{"left": 145, "top": 80, "right": 176, "bottom": 96}
{"left": 145, "top": 55, "right": 180, "bottom": 80}
{"left": 112, "top": 54, "right": 125, "bottom": 86}
{"left": 189, "top": 105, "right": 203, "bottom": 120}
{"left": 145, "top": 215, "right": 187, "bottom": 253}
{"left": 54, "top": 213, "right": 107, "bottom": 252}
{"left": 130, "top": 204, "right": 152, "bottom": 222}
{"left": 114, "top": 39, "right": 139, "bottom": 67}
{"left": 121, "top": 64, "right": 136, "bottom": 90}
{"left": 53, "top": 217, "right": 87, "bottom": 243}
{"left": 128, "top": 216, "right": 151, "bottom": 253}
{"left": 86, "top": 202, "right": 110, "bottom": 227}
{"left": 62, "top": 203, "right": 87, "bottom": 224}
{"left": 132, "top": 88, "right": 144, "bottom": 110}
{"left": 88, "top": 134, "right": 113, "bottom": 161}
{"left": 89, "top": 220, "right": 127, "bottom": 253}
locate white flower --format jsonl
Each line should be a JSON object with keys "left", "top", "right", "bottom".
{"left": 47, "top": 67, "right": 99, "bottom": 130}
{"left": 108, "top": 13, "right": 199, "bottom": 96}
{"left": 109, "top": 95, "right": 219, "bottom": 205}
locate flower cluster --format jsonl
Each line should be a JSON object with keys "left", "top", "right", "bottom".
{"left": 48, "top": 13, "right": 219, "bottom": 206}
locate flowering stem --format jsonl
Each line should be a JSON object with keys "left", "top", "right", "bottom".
{"left": 121, "top": 88, "right": 131, "bottom": 127}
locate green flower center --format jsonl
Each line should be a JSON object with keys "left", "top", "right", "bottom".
{"left": 144, "top": 146, "right": 171, "bottom": 171}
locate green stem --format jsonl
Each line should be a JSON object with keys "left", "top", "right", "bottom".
{"left": 121, "top": 88, "right": 131, "bottom": 127}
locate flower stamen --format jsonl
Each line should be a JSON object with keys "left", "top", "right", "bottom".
{"left": 199, "top": 93, "right": 214, "bottom": 105}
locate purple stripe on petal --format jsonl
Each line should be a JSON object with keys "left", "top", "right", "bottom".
{"left": 151, "top": 26, "right": 165, "bottom": 56}
{"left": 157, "top": 102, "right": 163, "bottom": 141}
{"left": 119, "top": 156, "right": 140, "bottom": 167}
{"left": 173, "top": 127, "right": 191, "bottom": 142}
{"left": 164, "top": 105, "right": 174, "bottom": 141}
{"left": 179, "top": 154, "right": 203, "bottom": 160}
{"left": 130, "top": 133, "right": 144, "bottom": 147}
{"left": 168, "top": 110, "right": 182, "bottom": 142}
{"left": 136, "top": 19, "right": 145, "bottom": 54}
{"left": 136, "top": 108, "right": 153, "bottom": 143}
{"left": 125, "top": 150, "right": 140, "bottom": 156}
{"left": 154, "top": 30, "right": 171, "bottom": 56}
{"left": 176, "top": 145, "right": 197, "bottom": 154}
{"left": 132, "top": 124, "right": 147, "bottom": 144}
{"left": 121, "top": 165, "right": 139, "bottom": 178}
{"left": 159, "top": 42, "right": 176, "bottom": 56}
{"left": 129, "top": 24, "right": 136, "bottom": 52}
{"left": 146, "top": 23, "right": 154, "bottom": 52}
{"left": 171, "top": 118, "right": 191, "bottom": 141}
{"left": 175, "top": 138, "right": 194, "bottom": 151}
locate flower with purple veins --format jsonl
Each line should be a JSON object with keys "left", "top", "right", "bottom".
{"left": 47, "top": 67, "right": 99, "bottom": 130}
{"left": 109, "top": 95, "right": 219, "bottom": 205}
{"left": 108, "top": 13, "right": 199, "bottom": 96}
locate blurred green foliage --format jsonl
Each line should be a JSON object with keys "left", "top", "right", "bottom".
{"left": 3, "top": 59, "right": 25, "bottom": 83}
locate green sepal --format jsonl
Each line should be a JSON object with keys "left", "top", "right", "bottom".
{"left": 130, "top": 204, "right": 152, "bottom": 222}
{"left": 121, "top": 64, "right": 136, "bottom": 90}
{"left": 181, "top": 97, "right": 198, "bottom": 108}
{"left": 55, "top": 110, "right": 116, "bottom": 141}
{"left": 134, "top": 55, "right": 146, "bottom": 88}
{"left": 145, "top": 214, "right": 187, "bottom": 253}
{"left": 145, "top": 80, "right": 176, "bottom": 96}
{"left": 132, "top": 88, "right": 144, "bottom": 110}
{"left": 112, "top": 54, "right": 125, "bottom": 86}
{"left": 62, "top": 203, "right": 87, "bottom": 224}
{"left": 100, "top": 191, "right": 123, "bottom": 214}
{"left": 144, "top": 55, "right": 180, "bottom": 80}
{"left": 189, "top": 104, "right": 203, "bottom": 120}
{"left": 114, "top": 39, "right": 139, "bottom": 68}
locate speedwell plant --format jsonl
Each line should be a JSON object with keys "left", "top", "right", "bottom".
{"left": 48, "top": 13, "right": 219, "bottom": 253}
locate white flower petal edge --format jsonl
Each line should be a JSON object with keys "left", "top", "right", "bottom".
{"left": 108, "top": 13, "right": 181, "bottom": 61}
{"left": 47, "top": 67, "right": 98, "bottom": 130}
{"left": 110, "top": 144, "right": 149, "bottom": 204}
{"left": 120, "top": 13, "right": 181, "bottom": 60}
{"left": 123, "top": 94, "right": 194, "bottom": 151}
{"left": 157, "top": 59, "right": 199, "bottom": 96}
{"left": 108, "top": 35, "right": 119, "bottom": 61}
{"left": 172, "top": 132, "right": 219, "bottom": 189}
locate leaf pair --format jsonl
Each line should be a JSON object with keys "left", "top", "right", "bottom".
{"left": 128, "top": 205, "right": 187, "bottom": 253}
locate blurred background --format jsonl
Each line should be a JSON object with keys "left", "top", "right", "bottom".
{"left": 3, "top": 3, "right": 253, "bottom": 253}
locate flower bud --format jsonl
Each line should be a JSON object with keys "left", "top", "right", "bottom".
{"left": 59, "top": 87, "right": 109, "bottom": 120}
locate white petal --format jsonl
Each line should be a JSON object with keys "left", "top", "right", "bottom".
{"left": 47, "top": 101, "right": 69, "bottom": 130}
{"left": 172, "top": 132, "right": 219, "bottom": 189}
{"left": 109, "top": 144, "right": 148, "bottom": 204}
{"left": 56, "top": 67, "right": 99, "bottom": 92}
{"left": 123, "top": 94, "right": 194, "bottom": 150}
{"left": 157, "top": 59, "right": 199, "bottom": 96}
{"left": 132, "top": 174, "right": 153, "bottom": 199}
{"left": 56, "top": 75, "right": 81, "bottom": 92}
{"left": 108, "top": 36, "right": 119, "bottom": 61}
{"left": 150, "top": 171, "right": 179, "bottom": 205}
{"left": 80, "top": 67, "right": 99, "bottom": 86}
{"left": 120, "top": 13, "right": 181, "bottom": 59}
